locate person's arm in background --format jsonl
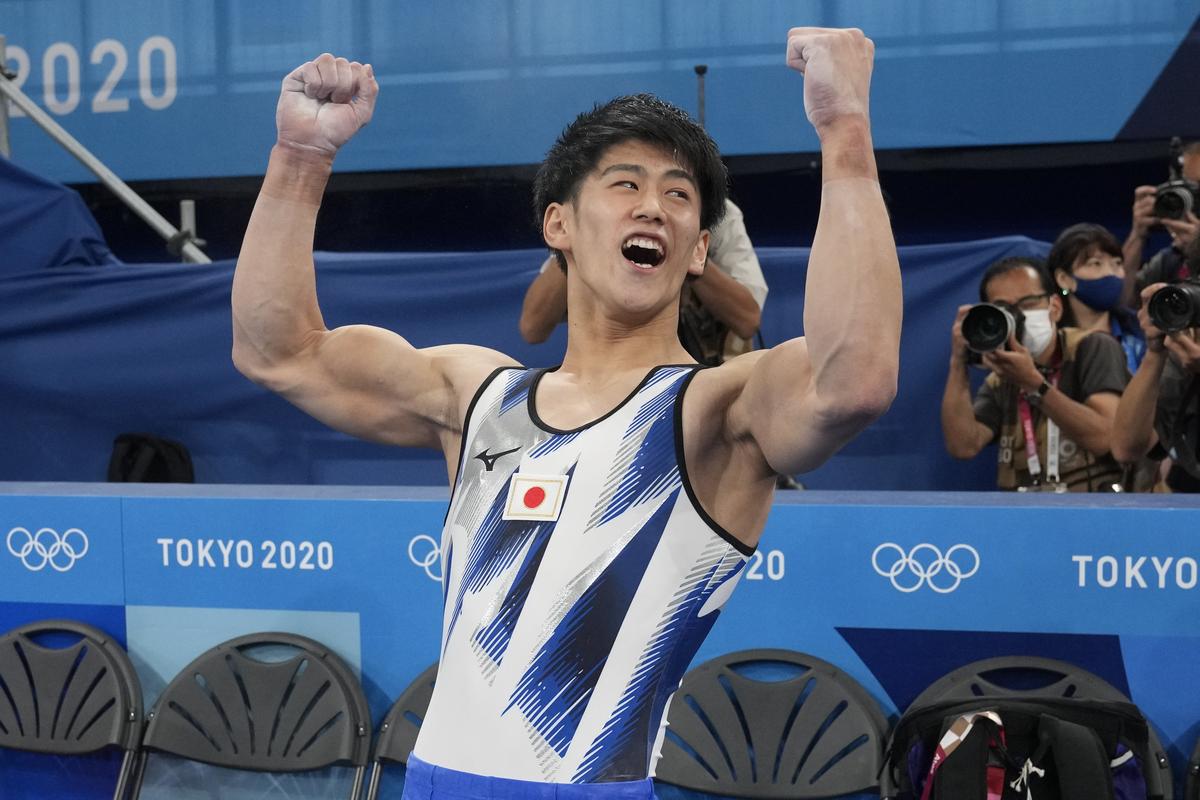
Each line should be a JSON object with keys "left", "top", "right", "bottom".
{"left": 518, "top": 255, "right": 567, "bottom": 343}
{"left": 1113, "top": 283, "right": 1168, "bottom": 462}
{"left": 689, "top": 261, "right": 762, "bottom": 339}
{"left": 691, "top": 201, "right": 768, "bottom": 339}
{"left": 1122, "top": 185, "right": 1158, "bottom": 305}
{"left": 984, "top": 333, "right": 1124, "bottom": 457}
{"left": 941, "top": 305, "right": 995, "bottom": 458}
{"left": 1112, "top": 347, "right": 1167, "bottom": 461}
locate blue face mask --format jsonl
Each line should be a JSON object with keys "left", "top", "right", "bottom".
{"left": 1070, "top": 274, "right": 1124, "bottom": 312}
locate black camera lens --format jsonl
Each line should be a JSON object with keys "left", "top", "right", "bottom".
{"left": 1153, "top": 180, "right": 1198, "bottom": 221}
{"left": 1147, "top": 282, "right": 1200, "bottom": 333}
{"left": 962, "top": 303, "right": 1019, "bottom": 353}
{"left": 1154, "top": 188, "right": 1189, "bottom": 221}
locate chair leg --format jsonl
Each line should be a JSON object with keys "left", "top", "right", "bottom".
{"left": 125, "top": 751, "right": 149, "bottom": 800}
{"left": 349, "top": 764, "right": 367, "bottom": 800}
{"left": 112, "top": 749, "right": 136, "bottom": 800}
{"left": 365, "top": 761, "right": 384, "bottom": 800}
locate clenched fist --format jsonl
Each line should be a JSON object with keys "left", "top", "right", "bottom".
{"left": 1130, "top": 185, "right": 1159, "bottom": 238}
{"left": 276, "top": 53, "right": 379, "bottom": 156}
{"left": 786, "top": 27, "right": 874, "bottom": 133}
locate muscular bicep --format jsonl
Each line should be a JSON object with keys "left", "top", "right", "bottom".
{"left": 727, "top": 338, "right": 879, "bottom": 475}
{"left": 250, "top": 324, "right": 514, "bottom": 449}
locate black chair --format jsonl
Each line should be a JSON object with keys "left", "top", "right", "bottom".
{"left": 1186, "top": 733, "right": 1200, "bottom": 799}
{"left": 365, "top": 661, "right": 437, "bottom": 800}
{"left": 881, "top": 655, "right": 1172, "bottom": 799}
{"left": 0, "top": 619, "right": 143, "bottom": 800}
{"left": 128, "top": 631, "right": 370, "bottom": 800}
{"left": 654, "top": 648, "right": 890, "bottom": 798}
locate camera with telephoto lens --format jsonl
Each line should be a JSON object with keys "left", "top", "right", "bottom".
{"left": 1154, "top": 137, "right": 1200, "bottom": 221}
{"left": 961, "top": 303, "right": 1024, "bottom": 357}
{"left": 1147, "top": 278, "right": 1200, "bottom": 333}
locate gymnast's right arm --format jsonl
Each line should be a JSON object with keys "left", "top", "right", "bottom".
{"left": 232, "top": 54, "right": 513, "bottom": 453}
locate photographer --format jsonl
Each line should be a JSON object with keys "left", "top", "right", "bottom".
{"left": 1123, "top": 140, "right": 1200, "bottom": 299}
{"left": 941, "top": 257, "right": 1129, "bottom": 492}
{"left": 1112, "top": 237, "right": 1200, "bottom": 492}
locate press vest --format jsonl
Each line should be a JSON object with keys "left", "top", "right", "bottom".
{"left": 413, "top": 365, "right": 751, "bottom": 783}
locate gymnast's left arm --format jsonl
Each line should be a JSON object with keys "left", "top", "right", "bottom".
{"left": 729, "top": 27, "right": 901, "bottom": 476}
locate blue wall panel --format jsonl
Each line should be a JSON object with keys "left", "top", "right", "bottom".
{"left": 2, "top": 485, "right": 1199, "bottom": 797}
{"left": 4, "top": 0, "right": 1198, "bottom": 183}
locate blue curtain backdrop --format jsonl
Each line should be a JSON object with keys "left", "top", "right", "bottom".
{"left": 0, "top": 156, "right": 117, "bottom": 271}
{"left": 0, "top": 156, "right": 1047, "bottom": 489}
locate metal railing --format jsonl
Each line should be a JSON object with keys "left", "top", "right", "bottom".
{"left": 0, "top": 36, "right": 10, "bottom": 159}
{"left": 0, "top": 34, "right": 210, "bottom": 264}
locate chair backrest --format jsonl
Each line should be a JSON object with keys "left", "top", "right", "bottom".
{"left": 654, "top": 648, "right": 890, "bottom": 799}
{"left": 883, "top": 656, "right": 1172, "bottom": 799}
{"left": 136, "top": 631, "right": 370, "bottom": 799}
{"left": 0, "top": 619, "right": 143, "bottom": 800}
{"left": 365, "top": 661, "right": 437, "bottom": 800}
{"left": 1187, "top": 733, "right": 1200, "bottom": 800}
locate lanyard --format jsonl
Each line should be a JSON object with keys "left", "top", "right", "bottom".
{"left": 919, "top": 711, "right": 1006, "bottom": 800}
{"left": 1016, "top": 371, "right": 1060, "bottom": 486}
{"left": 1111, "top": 315, "right": 1145, "bottom": 374}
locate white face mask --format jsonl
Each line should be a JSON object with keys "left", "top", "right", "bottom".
{"left": 1020, "top": 309, "right": 1055, "bottom": 357}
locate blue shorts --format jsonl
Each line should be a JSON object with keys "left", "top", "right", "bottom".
{"left": 401, "top": 754, "right": 655, "bottom": 799}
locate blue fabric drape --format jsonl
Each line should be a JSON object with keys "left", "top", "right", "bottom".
{"left": 0, "top": 237, "right": 1049, "bottom": 489}
{"left": 0, "top": 156, "right": 117, "bottom": 272}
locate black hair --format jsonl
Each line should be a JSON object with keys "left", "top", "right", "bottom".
{"left": 1046, "top": 223, "right": 1122, "bottom": 281}
{"left": 1045, "top": 223, "right": 1123, "bottom": 325}
{"left": 978, "top": 256, "right": 1052, "bottom": 303}
{"left": 533, "top": 93, "right": 729, "bottom": 270}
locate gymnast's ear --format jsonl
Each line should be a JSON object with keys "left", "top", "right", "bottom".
{"left": 687, "top": 229, "right": 710, "bottom": 277}
{"left": 543, "top": 202, "right": 571, "bottom": 253}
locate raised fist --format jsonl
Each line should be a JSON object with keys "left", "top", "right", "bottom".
{"left": 949, "top": 304, "right": 972, "bottom": 364}
{"left": 276, "top": 53, "right": 379, "bottom": 156}
{"left": 786, "top": 27, "right": 874, "bottom": 132}
{"left": 1138, "top": 282, "right": 1167, "bottom": 352}
{"left": 1130, "top": 185, "right": 1158, "bottom": 236}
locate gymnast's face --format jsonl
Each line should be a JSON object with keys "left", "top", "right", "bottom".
{"left": 543, "top": 140, "right": 709, "bottom": 318}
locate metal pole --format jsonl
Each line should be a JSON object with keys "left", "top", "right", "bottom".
{"left": 694, "top": 64, "right": 707, "bottom": 128}
{"left": 180, "top": 199, "right": 201, "bottom": 244}
{"left": 0, "top": 36, "right": 11, "bottom": 158}
{"left": 0, "top": 63, "right": 210, "bottom": 263}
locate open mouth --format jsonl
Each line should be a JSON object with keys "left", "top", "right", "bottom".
{"left": 621, "top": 236, "right": 665, "bottom": 268}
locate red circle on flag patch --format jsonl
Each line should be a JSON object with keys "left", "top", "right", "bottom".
{"left": 523, "top": 486, "right": 546, "bottom": 509}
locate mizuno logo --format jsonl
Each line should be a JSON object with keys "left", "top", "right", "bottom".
{"left": 474, "top": 446, "right": 520, "bottom": 471}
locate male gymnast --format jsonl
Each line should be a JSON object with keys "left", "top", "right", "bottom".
{"left": 232, "top": 26, "right": 900, "bottom": 800}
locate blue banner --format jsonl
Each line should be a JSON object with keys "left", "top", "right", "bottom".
{"left": 0, "top": 494, "right": 124, "bottom": 605}
{"left": 3, "top": 484, "right": 1200, "bottom": 797}
{"left": 4, "top": 1, "right": 1198, "bottom": 183}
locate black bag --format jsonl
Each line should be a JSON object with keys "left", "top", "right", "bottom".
{"left": 882, "top": 697, "right": 1160, "bottom": 800}
{"left": 107, "top": 433, "right": 195, "bottom": 483}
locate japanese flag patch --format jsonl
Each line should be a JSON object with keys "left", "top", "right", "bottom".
{"left": 502, "top": 473, "right": 569, "bottom": 521}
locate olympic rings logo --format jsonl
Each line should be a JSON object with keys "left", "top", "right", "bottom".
{"left": 408, "top": 534, "right": 443, "bottom": 583}
{"left": 871, "top": 542, "right": 980, "bottom": 594}
{"left": 6, "top": 527, "right": 90, "bottom": 572}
